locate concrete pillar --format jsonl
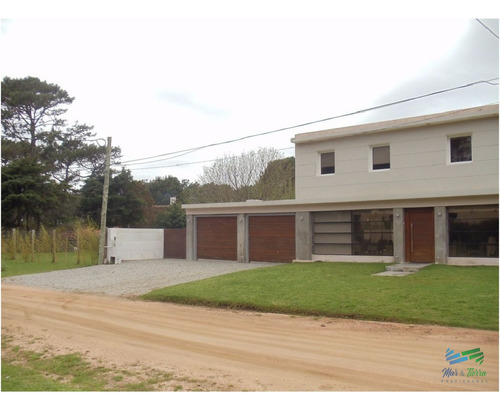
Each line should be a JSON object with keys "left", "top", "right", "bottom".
{"left": 434, "top": 206, "right": 448, "bottom": 264}
{"left": 295, "top": 212, "right": 312, "bottom": 261}
{"left": 185, "top": 215, "right": 197, "bottom": 260}
{"left": 237, "top": 214, "right": 248, "bottom": 263}
{"left": 393, "top": 208, "right": 405, "bottom": 263}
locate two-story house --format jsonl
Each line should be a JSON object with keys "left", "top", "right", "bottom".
{"left": 183, "top": 104, "right": 499, "bottom": 265}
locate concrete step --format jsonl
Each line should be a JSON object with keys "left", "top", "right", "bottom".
{"left": 385, "top": 263, "right": 430, "bottom": 273}
{"left": 373, "top": 263, "right": 431, "bottom": 277}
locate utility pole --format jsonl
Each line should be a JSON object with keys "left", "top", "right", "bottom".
{"left": 98, "top": 136, "right": 112, "bottom": 265}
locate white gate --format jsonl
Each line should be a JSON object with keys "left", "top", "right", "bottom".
{"left": 106, "top": 228, "right": 164, "bottom": 263}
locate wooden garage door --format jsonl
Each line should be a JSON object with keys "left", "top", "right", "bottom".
{"left": 197, "top": 216, "right": 237, "bottom": 261}
{"left": 249, "top": 215, "right": 296, "bottom": 263}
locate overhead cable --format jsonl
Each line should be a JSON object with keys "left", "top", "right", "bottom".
{"left": 120, "top": 77, "right": 499, "bottom": 166}
{"left": 125, "top": 147, "right": 295, "bottom": 171}
{"left": 476, "top": 18, "right": 499, "bottom": 39}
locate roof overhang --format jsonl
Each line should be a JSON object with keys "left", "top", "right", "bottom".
{"left": 292, "top": 104, "right": 499, "bottom": 145}
{"left": 183, "top": 194, "right": 499, "bottom": 215}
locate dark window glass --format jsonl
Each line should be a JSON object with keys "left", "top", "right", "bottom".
{"left": 372, "top": 146, "right": 390, "bottom": 170}
{"left": 312, "top": 210, "right": 393, "bottom": 256}
{"left": 450, "top": 136, "right": 472, "bottom": 163}
{"left": 449, "top": 206, "right": 498, "bottom": 257}
{"left": 320, "top": 152, "right": 335, "bottom": 174}
{"left": 352, "top": 210, "right": 393, "bottom": 256}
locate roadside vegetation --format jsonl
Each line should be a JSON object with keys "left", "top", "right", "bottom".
{"left": 1, "top": 220, "right": 99, "bottom": 278}
{"left": 142, "top": 262, "right": 499, "bottom": 331}
{"left": 1, "top": 334, "right": 226, "bottom": 391}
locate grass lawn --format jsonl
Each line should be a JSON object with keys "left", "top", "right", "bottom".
{"left": 142, "top": 262, "right": 499, "bottom": 330}
{"left": 1, "top": 252, "right": 96, "bottom": 278}
{"left": 1, "top": 335, "right": 179, "bottom": 391}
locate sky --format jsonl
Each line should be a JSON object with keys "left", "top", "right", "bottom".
{"left": 1, "top": 3, "right": 499, "bottom": 184}
{"left": 0, "top": 6, "right": 498, "bottom": 411}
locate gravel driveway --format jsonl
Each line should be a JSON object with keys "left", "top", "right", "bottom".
{"left": 2, "top": 259, "right": 277, "bottom": 297}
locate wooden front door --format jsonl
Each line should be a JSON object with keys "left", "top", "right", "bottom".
{"left": 405, "top": 208, "right": 435, "bottom": 263}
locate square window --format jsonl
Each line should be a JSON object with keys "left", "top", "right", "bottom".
{"left": 320, "top": 152, "right": 335, "bottom": 174}
{"left": 372, "top": 145, "right": 390, "bottom": 170}
{"left": 450, "top": 136, "right": 472, "bottom": 163}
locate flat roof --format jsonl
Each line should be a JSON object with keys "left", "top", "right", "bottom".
{"left": 183, "top": 194, "right": 499, "bottom": 215}
{"left": 292, "top": 104, "right": 499, "bottom": 144}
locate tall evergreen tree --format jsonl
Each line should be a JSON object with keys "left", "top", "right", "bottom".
{"left": 157, "top": 202, "right": 186, "bottom": 228}
{"left": 147, "top": 175, "right": 189, "bottom": 205}
{"left": 1, "top": 157, "right": 62, "bottom": 230}
{"left": 1, "top": 76, "right": 74, "bottom": 156}
{"left": 79, "top": 169, "right": 153, "bottom": 227}
{"left": 2, "top": 76, "right": 121, "bottom": 189}
{"left": 1, "top": 76, "right": 121, "bottom": 228}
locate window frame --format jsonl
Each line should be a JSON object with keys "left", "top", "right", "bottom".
{"left": 370, "top": 144, "right": 391, "bottom": 171}
{"left": 319, "top": 151, "right": 336, "bottom": 175}
{"left": 448, "top": 134, "right": 472, "bottom": 165}
{"left": 448, "top": 205, "right": 498, "bottom": 258}
{"left": 312, "top": 209, "right": 394, "bottom": 256}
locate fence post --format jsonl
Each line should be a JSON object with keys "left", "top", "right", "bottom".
{"left": 11, "top": 228, "right": 17, "bottom": 260}
{"left": 31, "top": 229, "right": 35, "bottom": 262}
{"left": 65, "top": 234, "right": 69, "bottom": 264}
{"left": 76, "top": 229, "right": 81, "bottom": 265}
{"left": 52, "top": 230, "right": 57, "bottom": 263}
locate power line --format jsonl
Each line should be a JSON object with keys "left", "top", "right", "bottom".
{"left": 120, "top": 77, "right": 499, "bottom": 166}
{"left": 476, "top": 19, "right": 499, "bottom": 40}
{"left": 120, "top": 146, "right": 202, "bottom": 165}
{"left": 124, "top": 148, "right": 204, "bottom": 167}
{"left": 126, "top": 147, "right": 295, "bottom": 171}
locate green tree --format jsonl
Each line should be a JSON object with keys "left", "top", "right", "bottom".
{"left": 252, "top": 157, "right": 295, "bottom": 200}
{"left": 42, "top": 123, "right": 122, "bottom": 187}
{"left": 157, "top": 202, "right": 186, "bottom": 228}
{"left": 182, "top": 182, "right": 237, "bottom": 204}
{"left": 77, "top": 176, "right": 104, "bottom": 223}
{"left": 1, "top": 76, "right": 122, "bottom": 229}
{"left": 79, "top": 169, "right": 153, "bottom": 227}
{"left": 1, "top": 157, "right": 63, "bottom": 230}
{"left": 1, "top": 76, "right": 73, "bottom": 156}
{"left": 147, "top": 175, "right": 189, "bottom": 205}
{"left": 2, "top": 76, "right": 121, "bottom": 188}
{"left": 0, "top": 137, "right": 31, "bottom": 166}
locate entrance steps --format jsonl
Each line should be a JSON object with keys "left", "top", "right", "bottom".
{"left": 373, "top": 263, "right": 431, "bottom": 277}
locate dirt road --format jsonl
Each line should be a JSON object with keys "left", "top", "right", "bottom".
{"left": 2, "top": 284, "right": 498, "bottom": 391}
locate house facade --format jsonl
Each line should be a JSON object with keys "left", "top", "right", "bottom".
{"left": 183, "top": 104, "right": 499, "bottom": 265}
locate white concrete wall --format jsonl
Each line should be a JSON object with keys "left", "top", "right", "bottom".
{"left": 295, "top": 116, "right": 499, "bottom": 202}
{"left": 106, "top": 228, "right": 164, "bottom": 262}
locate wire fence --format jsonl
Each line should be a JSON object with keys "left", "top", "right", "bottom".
{"left": 1, "top": 221, "right": 100, "bottom": 266}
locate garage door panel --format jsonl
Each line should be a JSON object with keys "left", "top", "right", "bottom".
{"left": 249, "top": 215, "right": 295, "bottom": 263}
{"left": 197, "top": 217, "right": 237, "bottom": 261}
